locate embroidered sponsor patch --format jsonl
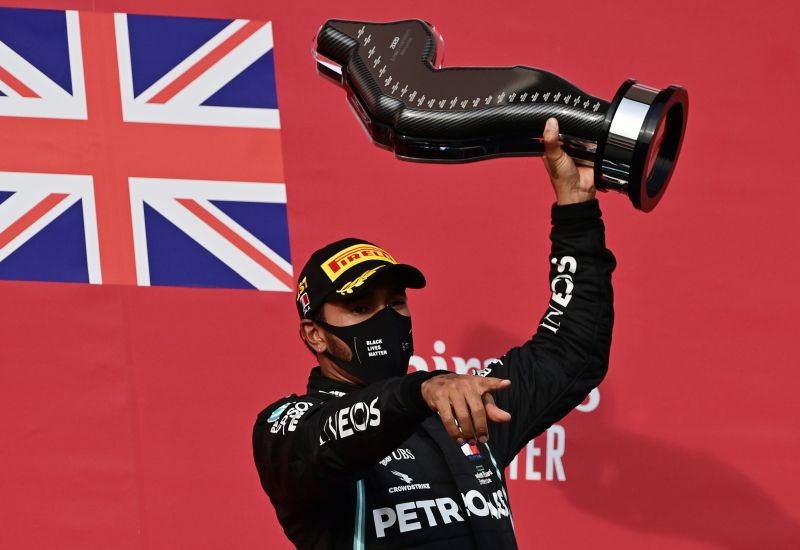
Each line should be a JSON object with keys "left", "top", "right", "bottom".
{"left": 267, "top": 403, "right": 290, "bottom": 423}
{"left": 269, "top": 401, "right": 313, "bottom": 434}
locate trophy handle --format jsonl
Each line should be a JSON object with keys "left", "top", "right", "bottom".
{"left": 314, "top": 19, "right": 688, "bottom": 212}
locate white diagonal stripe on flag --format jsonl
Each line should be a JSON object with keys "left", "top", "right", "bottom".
{"left": 192, "top": 197, "right": 292, "bottom": 275}
{"left": 129, "top": 177, "right": 290, "bottom": 290}
{"left": 167, "top": 22, "right": 273, "bottom": 106}
{"left": 0, "top": 41, "right": 72, "bottom": 99}
{"left": 115, "top": 15, "right": 279, "bottom": 128}
{"left": 0, "top": 172, "right": 100, "bottom": 282}
{"left": 0, "top": 11, "right": 86, "bottom": 119}
{"left": 114, "top": 14, "right": 248, "bottom": 105}
{"left": 0, "top": 193, "right": 80, "bottom": 262}
{"left": 140, "top": 195, "right": 290, "bottom": 290}
{"left": 0, "top": 189, "right": 52, "bottom": 233}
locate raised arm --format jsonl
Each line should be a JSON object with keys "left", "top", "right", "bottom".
{"left": 484, "top": 117, "right": 615, "bottom": 465}
{"left": 415, "top": 118, "right": 615, "bottom": 466}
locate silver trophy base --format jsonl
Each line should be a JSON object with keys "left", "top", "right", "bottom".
{"left": 595, "top": 81, "right": 689, "bottom": 212}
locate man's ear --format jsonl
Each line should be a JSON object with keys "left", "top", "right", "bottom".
{"left": 299, "top": 319, "right": 328, "bottom": 354}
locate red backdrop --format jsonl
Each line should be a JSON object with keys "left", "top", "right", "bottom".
{"left": 1, "top": 1, "right": 798, "bottom": 548}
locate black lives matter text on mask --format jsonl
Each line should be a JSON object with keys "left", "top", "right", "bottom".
{"left": 366, "top": 339, "right": 388, "bottom": 357}
{"left": 409, "top": 339, "right": 601, "bottom": 482}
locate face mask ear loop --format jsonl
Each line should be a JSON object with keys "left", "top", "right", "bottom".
{"left": 316, "top": 318, "right": 360, "bottom": 366}
{"left": 352, "top": 336, "right": 362, "bottom": 363}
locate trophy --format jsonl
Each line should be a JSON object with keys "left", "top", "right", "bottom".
{"left": 313, "top": 19, "right": 689, "bottom": 212}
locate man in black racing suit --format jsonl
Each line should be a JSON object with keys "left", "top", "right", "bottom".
{"left": 253, "top": 118, "right": 616, "bottom": 549}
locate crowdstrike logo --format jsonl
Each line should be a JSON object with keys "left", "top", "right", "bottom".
{"left": 387, "top": 469, "right": 431, "bottom": 494}
{"left": 391, "top": 470, "right": 413, "bottom": 484}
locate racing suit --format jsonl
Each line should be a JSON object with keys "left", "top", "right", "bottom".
{"left": 253, "top": 199, "right": 616, "bottom": 549}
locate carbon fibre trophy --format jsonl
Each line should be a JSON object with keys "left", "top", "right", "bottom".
{"left": 313, "top": 19, "right": 689, "bottom": 212}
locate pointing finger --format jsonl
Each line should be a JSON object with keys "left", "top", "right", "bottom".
{"left": 483, "top": 392, "right": 512, "bottom": 424}
{"left": 479, "top": 377, "right": 511, "bottom": 392}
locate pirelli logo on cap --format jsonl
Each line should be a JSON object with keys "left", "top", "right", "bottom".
{"left": 321, "top": 244, "right": 396, "bottom": 281}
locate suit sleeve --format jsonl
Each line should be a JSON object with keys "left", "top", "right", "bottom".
{"left": 485, "top": 199, "right": 616, "bottom": 467}
{"left": 253, "top": 370, "right": 443, "bottom": 508}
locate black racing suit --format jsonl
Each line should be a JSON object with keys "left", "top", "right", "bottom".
{"left": 253, "top": 199, "right": 615, "bottom": 549}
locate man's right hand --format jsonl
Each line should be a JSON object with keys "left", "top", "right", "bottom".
{"left": 421, "top": 374, "right": 512, "bottom": 445}
{"left": 542, "top": 117, "right": 596, "bottom": 205}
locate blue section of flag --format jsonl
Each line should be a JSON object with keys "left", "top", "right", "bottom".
{"left": 202, "top": 50, "right": 278, "bottom": 109}
{"left": 210, "top": 199, "right": 290, "bottom": 262}
{"left": 0, "top": 10, "right": 289, "bottom": 291}
{"left": 127, "top": 14, "right": 231, "bottom": 98}
{"left": 0, "top": 200, "right": 88, "bottom": 283}
{"left": 0, "top": 7, "right": 72, "bottom": 94}
{"left": 143, "top": 203, "right": 254, "bottom": 289}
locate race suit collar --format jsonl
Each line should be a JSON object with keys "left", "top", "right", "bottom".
{"left": 306, "top": 366, "right": 357, "bottom": 396}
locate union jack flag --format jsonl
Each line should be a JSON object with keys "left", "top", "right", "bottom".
{"left": 0, "top": 7, "right": 292, "bottom": 290}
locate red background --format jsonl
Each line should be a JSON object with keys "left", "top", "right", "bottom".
{"left": 1, "top": 1, "right": 798, "bottom": 548}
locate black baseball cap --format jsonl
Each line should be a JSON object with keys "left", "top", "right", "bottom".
{"left": 295, "top": 238, "right": 426, "bottom": 319}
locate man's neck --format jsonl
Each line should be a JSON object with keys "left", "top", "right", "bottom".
{"left": 317, "top": 354, "right": 365, "bottom": 386}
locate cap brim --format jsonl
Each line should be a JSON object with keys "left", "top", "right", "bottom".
{"left": 377, "top": 263, "right": 426, "bottom": 290}
{"left": 353, "top": 263, "right": 425, "bottom": 293}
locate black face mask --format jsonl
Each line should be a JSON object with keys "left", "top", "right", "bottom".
{"left": 316, "top": 306, "right": 413, "bottom": 385}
